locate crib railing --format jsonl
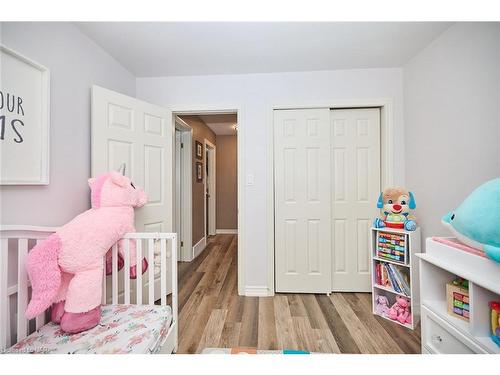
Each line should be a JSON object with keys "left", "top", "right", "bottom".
{"left": 0, "top": 226, "right": 177, "bottom": 351}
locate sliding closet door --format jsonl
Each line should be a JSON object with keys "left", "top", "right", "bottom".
{"left": 331, "top": 108, "right": 380, "bottom": 292}
{"left": 274, "top": 109, "right": 332, "bottom": 293}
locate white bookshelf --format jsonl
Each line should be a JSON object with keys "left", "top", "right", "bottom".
{"left": 370, "top": 226, "right": 421, "bottom": 330}
{"left": 417, "top": 238, "right": 500, "bottom": 354}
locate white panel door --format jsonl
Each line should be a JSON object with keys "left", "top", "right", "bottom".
{"left": 92, "top": 86, "right": 173, "bottom": 302}
{"left": 331, "top": 108, "right": 380, "bottom": 292}
{"left": 274, "top": 108, "right": 331, "bottom": 293}
{"left": 91, "top": 85, "right": 173, "bottom": 233}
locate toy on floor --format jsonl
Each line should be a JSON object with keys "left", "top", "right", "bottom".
{"left": 25, "top": 165, "right": 149, "bottom": 334}
{"left": 388, "top": 295, "right": 412, "bottom": 325}
{"left": 446, "top": 277, "right": 470, "bottom": 321}
{"left": 490, "top": 301, "right": 500, "bottom": 347}
{"left": 375, "top": 295, "right": 390, "bottom": 317}
{"left": 373, "top": 187, "right": 417, "bottom": 231}
{"left": 442, "top": 178, "right": 500, "bottom": 263}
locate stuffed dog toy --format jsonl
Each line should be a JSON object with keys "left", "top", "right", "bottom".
{"left": 374, "top": 187, "right": 417, "bottom": 231}
{"left": 25, "top": 165, "right": 148, "bottom": 333}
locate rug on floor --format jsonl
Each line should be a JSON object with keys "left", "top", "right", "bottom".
{"left": 201, "top": 347, "right": 311, "bottom": 354}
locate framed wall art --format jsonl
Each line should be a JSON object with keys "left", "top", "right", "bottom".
{"left": 195, "top": 140, "right": 203, "bottom": 160}
{"left": 0, "top": 45, "right": 50, "bottom": 185}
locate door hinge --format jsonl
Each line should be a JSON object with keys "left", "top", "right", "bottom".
{"left": 181, "top": 143, "right": 184, "bottom": 149}
{"left": 181, "top": 241, "right": 184, "bottom": 247}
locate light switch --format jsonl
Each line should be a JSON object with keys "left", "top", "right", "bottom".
{"left": 246, "top": 174, "right": 255, "bottom": 186}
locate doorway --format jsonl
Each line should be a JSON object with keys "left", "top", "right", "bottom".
{"left": 174, "top": 111, "right": 240, "bottom": 293}
{"left": 175, "top": 112, "right": 238, "bottom": 264}
{"left": 174, "top": 116, "right": 193, "bottom": 262}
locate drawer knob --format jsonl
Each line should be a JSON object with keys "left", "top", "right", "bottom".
{"left": 432, "top": 334, "right": 443, "bottom": 343}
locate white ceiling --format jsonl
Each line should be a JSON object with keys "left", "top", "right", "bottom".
{"left": 76, "top": 22, "right": 452, "bottom": 77}
{"left": 199, "top": 114, "right": 237, "bottom": 135}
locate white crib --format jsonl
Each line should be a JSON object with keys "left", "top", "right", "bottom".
{"left": 0, "top": 226, "right": 178, "bottom": 354}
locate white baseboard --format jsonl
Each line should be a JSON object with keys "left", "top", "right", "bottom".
{"left": 180, "top": 242, "right": 192, "bottom": 262}
{"left": 179, "top": 250, "right": 192, "bottom": 262}
{"left": 192, "top": 236, "right": 206, "bottom": 260}
{"left": 216, "top": 229, "right": 238, "bottom": 234}
{"left": 244, "top": 286, "right": 273, "bottom": 297}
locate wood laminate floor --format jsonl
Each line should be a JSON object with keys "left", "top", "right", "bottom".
{"left": 177, "top": 234, "right": 421, "bottom": 354}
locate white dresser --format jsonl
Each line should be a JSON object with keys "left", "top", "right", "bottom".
{"left": 417, "top": 238, "right": 500, "bottom": 354}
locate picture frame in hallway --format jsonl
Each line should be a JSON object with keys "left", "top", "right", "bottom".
{"left": 196, "top": 161, "right": 203, "bottom": 182}
{"left": 195, "top": 140, "right": 203, "bottom": 160}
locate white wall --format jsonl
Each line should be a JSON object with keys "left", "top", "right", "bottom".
{"left": 137, "top": 68, "right": 406, "bottom": 288}
{"left": 0, "top": 22, "right": 136, "bottom": 226}
{"left": 404, "top": 23, "right": 500, "bottom": 243}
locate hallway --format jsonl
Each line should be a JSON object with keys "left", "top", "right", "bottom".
{"left": 177, "top": 234, "right": 421, "bottom": 354}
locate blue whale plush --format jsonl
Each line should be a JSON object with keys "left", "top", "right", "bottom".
{"left": 442, "top": 178, "right": 500, "bottom": 263}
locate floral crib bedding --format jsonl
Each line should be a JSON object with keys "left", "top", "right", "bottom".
{"left": 7, "top": 304, "right": 172, "bottom": 354}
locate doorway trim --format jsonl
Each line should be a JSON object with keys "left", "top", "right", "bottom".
{"left": 174, "top": 116, "right": 193, "bottom": 261}
{"left": 169, "top": 105, "right": 244, "bottom": 296}
{"left": 267, "top": 98, "right": 395, "bottom": 295}
{"left": 203, "top": 139, "right": 216, "bottom": 238}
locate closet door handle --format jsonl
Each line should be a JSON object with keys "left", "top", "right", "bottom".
{"left": 432, "top": 334, "right": 443, "bottom": 343}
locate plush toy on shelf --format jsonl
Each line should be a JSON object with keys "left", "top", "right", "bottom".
{"left": 388, "top": 295, "right": 412, "bottom": 325}
{"left": 375, "top": 295, "right": 390, "bottom": 317}
{"left": 25, "top": 165, "right": 149, "bottom": 334}
{"left": 490, "top": 301, "right": 500, "bottom": 347}
{"left": 442, "top": 178, "right": 500, "bottom": 263}
{"left": 373, "top": 187, "right": 417, "bottom": 231}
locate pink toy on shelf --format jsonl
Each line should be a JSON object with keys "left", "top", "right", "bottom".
{"left": 432, "top": 237, "right": 487, "bottom": 258}
{"left": 375, "top": 295, "right": 390, "bottom": 317}
{"left": 25, "top": 165, "right": 148, "bottom": 334}
{"left": 388, "top": 295, "right": 412, "bottom": 325}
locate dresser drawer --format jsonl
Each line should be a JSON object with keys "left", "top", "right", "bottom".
{"left": 422, "top": 307, "right": 485, "bottom": 354}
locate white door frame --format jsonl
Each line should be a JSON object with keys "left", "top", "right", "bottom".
{"left": 204, "top": 139, "right": 216, "bottom": 237}
{"left": 168, "top": 105, "right": 244, "bottom": 296}
{"left": 268, "top": 98, "right": 395, "bottom": 295}
{"left": 175, "top": 129, "right": 182, "bottom": 259}
{"left": 174, "top": 116, "right": 193, "bottom": 261}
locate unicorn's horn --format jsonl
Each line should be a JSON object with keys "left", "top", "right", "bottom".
{"left": 117, "top": 163, "right": 126, "bottom": 176}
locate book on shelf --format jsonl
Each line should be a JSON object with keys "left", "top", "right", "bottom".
{"left": 393, "top": 265, "right": 411, "bottom": 295}
{"left": 376, "top": 261, "right": 411, "bottom": 296}
{"left": 381, "top": 264, "right": 390, "bottom": 288}
{"left": 386, "top": 264, "right": 402, "bottom": 293}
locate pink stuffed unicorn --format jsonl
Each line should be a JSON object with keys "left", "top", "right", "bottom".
{"left": 25, "top": 166, "right": 148, "bottom": 333}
